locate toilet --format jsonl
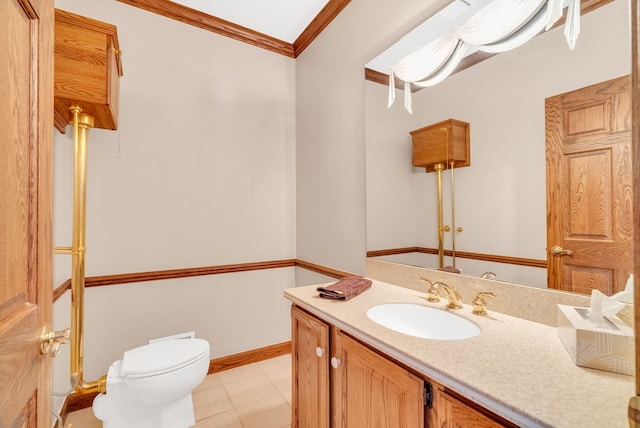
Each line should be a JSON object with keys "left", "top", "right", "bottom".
{"left": 93, "top": 338, "right": 210, "bottom": 428}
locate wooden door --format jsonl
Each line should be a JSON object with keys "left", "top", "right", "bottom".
{"left": 0, "top": 0, "right": 54, "bottom": 426}
{"left": 332, "top": 330, "right": 423, "bottom": 428}
{"left": 291, "top": 306, "right": 330, "bottom": 428}
{"left": 546, "top": 75, "right": 633, "bottom": 295}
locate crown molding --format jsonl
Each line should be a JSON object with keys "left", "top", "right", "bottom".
{"left": 117, "top": 0, "right": 350, "bottom": 58}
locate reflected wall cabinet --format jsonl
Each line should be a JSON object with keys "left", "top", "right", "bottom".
{"left": 410, "top": 119, "right": 470, "bottom": 173}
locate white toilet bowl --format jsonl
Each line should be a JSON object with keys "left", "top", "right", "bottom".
{"left": 93, "top": 338, "right": 210, "bottom": 428}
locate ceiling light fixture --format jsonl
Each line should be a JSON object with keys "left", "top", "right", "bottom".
{"left": 388, "top": 0, "right": 580, "bottom": 113}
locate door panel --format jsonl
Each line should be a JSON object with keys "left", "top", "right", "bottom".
{"left": 546, "top": 75, "right": 633, "bottom": 295}
{"left": 332, "top": 330, "right": 423, "bottom": 428}
{"left": 438, "top": 390, "right": 504, "bottom": 428}
{"left": 291, "top": 306, "right": 330, "bottom": 428}
{"left": 0, "top": 0, "right": 54, "bottom": 426}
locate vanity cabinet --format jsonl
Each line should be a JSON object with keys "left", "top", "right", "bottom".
{"left": 54, "top": 9, "right": 123, "bottom": 133}
{"left": 291, "top": 306, "right": 425, "bottom": 427}
{"left": 291, "top": 305, "right": 512, "bottom": 428}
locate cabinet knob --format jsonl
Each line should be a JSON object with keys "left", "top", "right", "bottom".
{"left": 331, "top": 357, "right": 341, "bottom": 368}
{"left": 316, "top": 347, "right": 325, "bottom": 357}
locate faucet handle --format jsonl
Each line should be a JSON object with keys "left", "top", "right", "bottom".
{"left": 472, "top": 292, "right": 496, "bottom": 316}
{"left": 420, "top": 277, "right": 440, "bottom": 302}
{"left": 419, "top": 277, "right": 433, "bottom": 286}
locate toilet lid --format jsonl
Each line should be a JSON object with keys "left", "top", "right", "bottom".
{"left": 120, "top": 338, "right": 210, "bottom": 378}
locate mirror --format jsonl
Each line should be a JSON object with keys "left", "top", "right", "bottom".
{"left": 364, "top": 0, "right": 630, "bottom": 292}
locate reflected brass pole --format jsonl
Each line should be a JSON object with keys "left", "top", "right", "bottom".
{"left": 435, "top": 163, "right": 447, "bottom": 269}
{"left": 450, "top": 161, "right": 456, "bottom": 269}
{"left": 68, "top": 105, "right": 107, "bottom": 394}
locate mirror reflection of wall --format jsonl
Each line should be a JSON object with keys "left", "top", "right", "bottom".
{"left": 365, "top": 0, "right": 630, "bottom": 290}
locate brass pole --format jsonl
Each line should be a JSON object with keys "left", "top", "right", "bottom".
{"left": 450, "top": 161, "right": 457, "bottom": 269}
{"left": 435, "top": 163, "right": 445, "bottom": 269}
{"left": 68, "top": 105, "right": 107, "bottom": 394}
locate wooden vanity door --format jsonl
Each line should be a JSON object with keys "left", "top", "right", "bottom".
{"left": 291, "top": 306, "right": 330, "bottom": 428}
{"left": 436, "top": 390, "right": 505, "bottom": 428}
{"left": 546, "top": 75, "right": 633, "bottom": 295}
{"left": 331, "top": 330, "right": 424, "bottom": 427}
{"left": 0, "top": 0, "right": 54, "bottom": 426}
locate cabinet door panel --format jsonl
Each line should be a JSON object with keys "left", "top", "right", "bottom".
{"left": 333, "top": 330, "right": 424, "bottom": 428}
{"left": 291, "top": 306, "right": 330, "bottom": 428}
{"left": 439, "top": 391, "right": 504, "bottom": 428}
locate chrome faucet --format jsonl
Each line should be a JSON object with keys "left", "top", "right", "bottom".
{"left": 419, "top": 277, "right": 463, "bottom": 309}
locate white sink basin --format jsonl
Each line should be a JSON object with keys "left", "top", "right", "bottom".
{"left": 366, "top": 303, "right": 480, "bottom": 340}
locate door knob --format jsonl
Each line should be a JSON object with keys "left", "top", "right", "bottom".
{"left": 316, "top": 347, "right": 324, "bottom": 358}
{"left": 40, "top": 324, "right": 70, "bottom": 356}
{"left": 331, "top": 357, "right": 341, "bottom": 368}
{"left": 551, "top": 246, "right": 573, "bottom": 256}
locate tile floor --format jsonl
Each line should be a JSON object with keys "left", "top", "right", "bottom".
{"left": 64, "top": 354, "right": 292, "bottom": 428}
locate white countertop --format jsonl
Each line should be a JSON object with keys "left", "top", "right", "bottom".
{"left": 284, "top": 280, "right": 634, "bottom": 428}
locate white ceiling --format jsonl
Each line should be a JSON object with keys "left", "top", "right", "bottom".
{"left": 171, "top": 0, "right": 331, "bottom": 43}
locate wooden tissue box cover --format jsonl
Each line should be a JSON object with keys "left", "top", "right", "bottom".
{"left": 410, "top": 119, "right": 470, "bottom": 172}
{"left": 54, "top": 9, "right": 123, "bottom": 133}
{"left": 557, "top": 304, "right": 634, "bottom": 376}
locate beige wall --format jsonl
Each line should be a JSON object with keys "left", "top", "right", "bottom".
{"left": 51, "top": 0, "right": 455, "bottom": 408}
{"left": 49, "top": 0, "right": 627, "bottom": 415}
{"left": 53, "top": 0, "right": 296, "bottom": 281}
{"left": 294, "top": 0, "right": 451, "bottom": 276}
{"left": 52, "top": 0, "right": 296, "bottom": 410}
{"left": 365, "top": 0, "right": 630, "bottom": 285}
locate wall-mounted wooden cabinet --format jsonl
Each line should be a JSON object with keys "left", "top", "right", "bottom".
{"left": 54, "top": 9, "right": 123, "bottom": 133}
{"left": 291, "top": 305, "right": 513, "bottom": 428}
{"left": 410, "top": 119, "right": 470, "bottom": 172}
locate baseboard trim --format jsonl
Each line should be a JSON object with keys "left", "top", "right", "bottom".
{"left": 56, "top": 341, "right": 292, "bottom": 424}
{"left": 208, "top": 341, "right": 291, "bottom": 374}
{"left": 53, "top": 395, "right": 71, "bottom": 428}
{"left": 63, "top": 390, "right": 99, "bottom": 418}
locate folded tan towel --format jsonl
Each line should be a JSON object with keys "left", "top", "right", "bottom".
{"left": 317, "top": 277, "right": 372, "bottom": 301}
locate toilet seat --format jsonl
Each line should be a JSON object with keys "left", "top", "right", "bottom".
{"left": 119, "top": 338, "right": 209, "bottom": 378}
